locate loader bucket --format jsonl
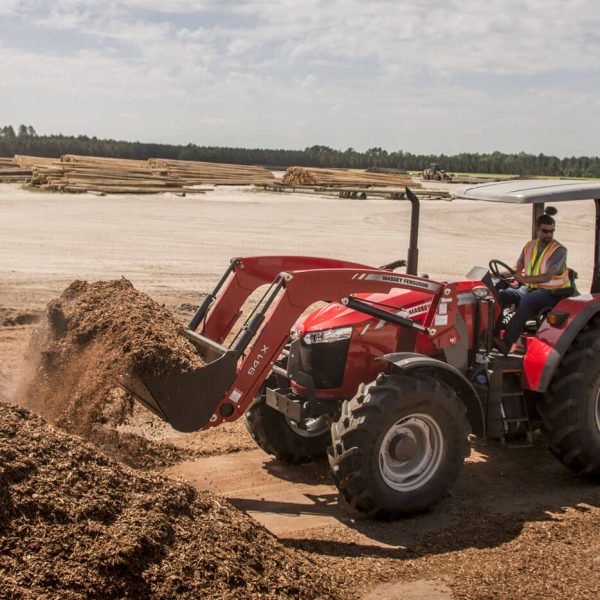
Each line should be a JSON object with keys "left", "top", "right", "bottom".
{"left": 121, "top": 333, "right": 238, "bottom": 433}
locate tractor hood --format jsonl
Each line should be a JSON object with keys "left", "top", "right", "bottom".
{"left": 295, "top": 288, "right": 432, "bottom": 335}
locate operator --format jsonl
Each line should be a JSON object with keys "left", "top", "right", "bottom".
{"left": 495, "top": 213, "right": 571, "bottom": 353}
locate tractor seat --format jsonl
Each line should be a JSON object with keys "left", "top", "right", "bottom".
{"left": 543, "top": 268, "right": 580, "bottom": 300}
{"left": 505, "top": 269, "right": 580, "bottom": 335}
{"left": 525, "top": 269, "right": 579, "bottom": 331}
{"left": 568, "top": 268, "right": 580, "bottom": 297}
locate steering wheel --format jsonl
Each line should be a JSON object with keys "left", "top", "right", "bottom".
{"left": 489, "top": 259, "right": 516, "bottom": 283}
{"left": 488, "top": 259, "right": 518, "bottom": 292}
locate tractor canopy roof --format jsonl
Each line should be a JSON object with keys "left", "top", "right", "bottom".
{"left": 453, "top": 179, "right": 600, "bottom": 204}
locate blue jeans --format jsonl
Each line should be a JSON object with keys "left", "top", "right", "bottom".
{"left": 498, "top": 286, "right": 560, "bottom": 345}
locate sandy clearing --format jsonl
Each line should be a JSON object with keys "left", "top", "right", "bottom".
{"left": 1, "top": 182, "right": 594, "bottom": 311}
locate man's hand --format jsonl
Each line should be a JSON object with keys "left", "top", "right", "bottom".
{"left": 517, "top": 268, "right": 556, "bottom": 286}
{"left": 499, "top": 261, "right": 523, "bottom": 279}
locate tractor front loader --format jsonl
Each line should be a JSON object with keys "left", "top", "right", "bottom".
{"left": 126, "top": 248, "right": 486, "bottom": 517}
{"left": 127, "top": 254, "right": 482, "bottom": 432}
{"left": 126, "top": 181, "right": 600, "bottom": 519}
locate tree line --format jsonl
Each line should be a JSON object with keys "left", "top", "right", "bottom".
{"left": 1, "top": 124, "right": 599, "bottom": 178}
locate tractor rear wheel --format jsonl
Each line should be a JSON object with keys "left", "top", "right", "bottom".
{"left": 538, "top": 318, "right": 600, "bottom": 479}
{"left": 328, "top": 372, "right": 469, "bottom": 518}
{"left": 245, "top": 389, "right": 331, "bottom": 465}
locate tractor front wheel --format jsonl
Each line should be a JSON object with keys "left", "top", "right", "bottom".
{"left": 538, "top": 318, "right": 600, "bottom": 479}
{"left": 245, "top": 389, "right": 331, "bottom": 465}
{"left": 328, "top": 372, "right": 469, "bottom": 518}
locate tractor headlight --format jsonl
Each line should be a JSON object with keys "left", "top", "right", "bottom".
{"left": 472, "top": 286, "right": 490, "bottom": 299}
{"left": 303, "top": 326, "right": 353, "bottom": 345}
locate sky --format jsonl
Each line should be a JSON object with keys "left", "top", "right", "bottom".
{"left": 1, "top": 0, "right": 599, "bottom": 156}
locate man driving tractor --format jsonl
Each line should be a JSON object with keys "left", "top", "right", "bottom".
{"left": 495, "top": 211, "right": 572, "bottom": 353}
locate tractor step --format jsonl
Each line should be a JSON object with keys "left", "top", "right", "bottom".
{"left": 486, "top": 354, "right": 533, "bottom": 447}
{"left": 500, "top": 393, "right": 533, "bottom": 448}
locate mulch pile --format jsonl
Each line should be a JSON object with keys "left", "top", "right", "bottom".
{"left": 0, "top": 402, "right": 342, "bottom": 599}
{"left": 16, "top": 279, "right": 207, "bottom": 469}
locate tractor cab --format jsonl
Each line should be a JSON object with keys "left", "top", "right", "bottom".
{"left": 451, "top": 179, "right": 600, "bottom": 445}
{"left": 455, "top": 179, "right": 600, "bottom": 293}
{"left": 455, "top": 179, "right": 600, "bottom": 350}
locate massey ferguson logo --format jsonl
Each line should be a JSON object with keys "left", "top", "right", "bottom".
{"left": 398, "top": 302, "right": 431, "bottom": 318}
{"left": 356, "top": 273, "right": 441, "bottom": 293}
{"left": 248, "top": 345, "right": 269, "bottom": 376}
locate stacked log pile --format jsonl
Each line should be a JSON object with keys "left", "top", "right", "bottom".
{"left": 10, "top": 155, "right": 274, "bottom": 193}
{"left": 366, "top": 166, "right": 408, "bottom": 174}
{"left": 13, "top": 155, "right": 57, "bottom": 170}
{"left": 15, "top": 155, "right": 183, "bottom": 194}
{"left": 0, "top": 157, "right": 32, "bottom": 182}
{"left": 282, "top": 166, "right": 420, "bottom": 187}
{"left": 148, "top": 158, "right": 275, "bottom": 185}
{"left": 58, "top": 155, "right": 183, "bottom": 194}
{"left": 282, "top": 167, "right": 319, "bottom": 185}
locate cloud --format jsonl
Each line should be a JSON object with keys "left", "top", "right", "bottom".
{"left": 0, "top": 0, "right": 22, "bottom": 15}
{"left": 199, "top": 116, "right": 235, "bottom": 125}
{"left": 8, "top": 1, "right": 600, "bottom": 79}
{"left": 0, "top": 45, "right": 186, "bottom": 100}
{"left": 1, "top": 1, "right": 599, "bottom": 155}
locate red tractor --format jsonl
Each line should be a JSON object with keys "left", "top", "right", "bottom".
{"left": 127, "top": 180, "right": 600, "bottom": 518}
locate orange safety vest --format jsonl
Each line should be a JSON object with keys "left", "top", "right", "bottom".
{"left": 522, "top": 239, "right": 571, "bottom": 290}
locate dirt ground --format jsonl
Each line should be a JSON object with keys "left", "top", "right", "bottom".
{"left": 1, "top": 181, "right": 599, "bottom": 598}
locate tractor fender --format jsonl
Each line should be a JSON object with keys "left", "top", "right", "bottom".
{"left": 379, "top": 352, "right": 485, "bottom": 437}
{"left": 537, "top": 301, "right": 600, "bottom": 392}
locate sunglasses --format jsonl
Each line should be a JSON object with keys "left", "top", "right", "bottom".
{"left": 539, "top": 227, "right": 555, "bottom": 234}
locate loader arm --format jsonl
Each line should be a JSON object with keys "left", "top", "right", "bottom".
{"left": 125, "top": 260, "right": 460, "bottom": 433}
{"left": 192, "top": 256, "right": 377, "bottom": 343}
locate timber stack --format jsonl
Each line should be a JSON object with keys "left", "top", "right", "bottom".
{"left": 0, "top": 157, "right": 32, "bottom": 183}
{"left": 282, "top": 166, "right": 420, "bottom": 187}
{"left": 58, "top": 155, "right": 183, "bottom": 194}
{"left": 148, "top": 158, "right": 275, "bottom": 185}
{"left": 15, "top": 155, "right": 183, "bottom": 194}
{"left": 11, "top": 155, "right": 274, "bottom": 194}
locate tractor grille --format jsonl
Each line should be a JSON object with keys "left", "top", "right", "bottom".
{"left": 297, "top": 338, "right": 350, "bottom": 389}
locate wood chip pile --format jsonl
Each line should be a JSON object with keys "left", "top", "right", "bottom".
{"left": 282, "top": 166, "right": 420, "bottom": 187}
{"left": 0, "top": 157, "right": 31, "bottom": 182}
{"left": 148, "top": 158, "right": 275, "bottom": 185}
{"left": 0, "top": 402, "right": 343, "bottom": 599}
{"left": 11, "top": 155, "right": 274, "bottom": 194}
{"left": 15, "top": 279, "right": 207, "bottom": 469}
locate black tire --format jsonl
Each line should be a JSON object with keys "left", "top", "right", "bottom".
{"left": 328, "top": 372, "right": 469, "bottom": 518}
{"left": 244, "top": 391, "right": 331, "bottom": 465}
{"left": 538, "top": 317, "right": 600, "bottom": 479}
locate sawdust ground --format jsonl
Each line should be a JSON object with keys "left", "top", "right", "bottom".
{"left": 282, "top": 440, "right": 600, "bottom": 599}
{"left": 0, "top": 402, "right": 343, "bottom": 599}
